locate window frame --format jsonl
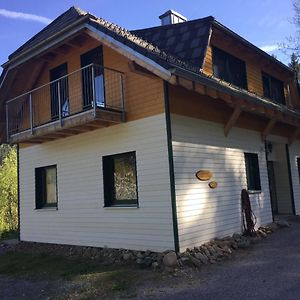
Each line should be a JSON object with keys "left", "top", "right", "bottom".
{"left": 262, "top": 72, "right": 285, "bottom": 105}
{"left": 212, "top": 46, "right": 248, "bottom": 90}
{"left": 102, "top": 151, "right": 139, "bottom": 207}
{"left": 244, "top": 153, "right": 261, "bottom": 192}
{"left": 35, "top": 165, "right": 58, "bottom": 209}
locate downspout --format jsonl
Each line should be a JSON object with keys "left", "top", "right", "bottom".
{"left": 163, "top": 81, "right": 179, "bottom": 253}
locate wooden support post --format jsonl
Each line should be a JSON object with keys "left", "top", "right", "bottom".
{"left": 261, "top": 119, "right": 277, "bottom": 141}
{"left": 224, "top": 104, "right": 242, "bottom": 137}
{"left": 288, "top": 127, "right": 300, "bottom": 145}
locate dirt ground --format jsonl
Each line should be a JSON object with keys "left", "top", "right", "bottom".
{"left": 0, "top": 217, "right": 297, "bottom": 300}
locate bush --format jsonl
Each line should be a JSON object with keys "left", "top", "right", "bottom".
{"left": 0, "top": 146, "right": 18, "bottom": 231}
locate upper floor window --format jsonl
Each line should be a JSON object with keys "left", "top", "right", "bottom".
{"left": 262, "top": 72, "right": 285, "bottom": 105}
{"left": 212, "top": 46, "right": 247, "bottom": 89}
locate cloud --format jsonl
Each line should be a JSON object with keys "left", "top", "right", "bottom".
{"left": 259, "top": 44, "right": 279, "bottom": 53}
{"left": 0, "top": 8, "right": 52, "bottom": 25}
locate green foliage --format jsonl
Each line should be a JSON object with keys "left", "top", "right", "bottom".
{"left": 0, "top": 146, "right": 18, "bottom": 232}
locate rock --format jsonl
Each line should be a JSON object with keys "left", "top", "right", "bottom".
{"left": 136, "top": 258, "right": 144, "bottom": 264}
{"left": 137, "top": 252, "right": 144, "bottom": 259}
{"left": 163, "top": 251, "right": 178, "bottom": 267}
{"left": 194, "top": 252, "right": 209, "bottom": 264}
{"left": 190, "top": 257, "right": 202, "bottom": 267}
{"left": 180, "top": 256, "right": 194, "bottom": 267}
{"left": 200, "top": 246, "right": 211, "bottom": 257}
{"left": 123, "top": 253, "right": 133, "bottom": 261}
{"left": 143, "top": 256, "right": 153, "bottom": 267}
{"left": 237, "top": 239, "right": 250, "bottom": 248}
{"left": 207, "top": 245, "right": 216, "bottom": 256}
{"left": 232, "top": 233, "right": 242, "bottom": 240}
{"left": 257, "top": 230, "right": 267, "bottom": 238}
{"left": 276, "top": 220, "right": 290, "bottom": 228}
{"left": 151, "top": 261, "right": 159, "bottom": 269}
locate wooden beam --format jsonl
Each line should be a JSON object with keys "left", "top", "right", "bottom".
{"left": 224, "top": 104, "right": 242, "bottom": 136}
{"left": 288, "top": 128, "right": 300, "bottom": 145}
{"left": 261, "top": 119, "right": 277, "bottom": 141}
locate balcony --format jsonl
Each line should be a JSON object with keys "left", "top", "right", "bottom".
{"left": 6, "top": 64, "right": 125, "bottom": 144}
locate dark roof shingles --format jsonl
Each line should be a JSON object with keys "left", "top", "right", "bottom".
{"left": 131, "top": 16, "right": 213, "bottom": 70}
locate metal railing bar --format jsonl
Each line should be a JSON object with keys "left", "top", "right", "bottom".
{"left": 6, "top": 64, "right": 124, "bottom": 104}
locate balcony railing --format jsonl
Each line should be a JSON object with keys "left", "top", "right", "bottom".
{"left": 6, "top": 64, "right": 125, "bottom": 140}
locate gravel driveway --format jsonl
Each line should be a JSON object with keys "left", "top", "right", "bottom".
{"left": 154, "top": 216, "right": 300, "bottom": 300}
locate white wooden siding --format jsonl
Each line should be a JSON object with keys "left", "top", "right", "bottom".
{"left": 171, "top": 114, "right": 273, "bottom": 252}
{"left": 288, "top": 141, "right": 300, "bottom": 214}
{"left": 19, "top": 114, "right": 174, "bottom": 252}
{"left": 269, "top": 144, "right": 293, "bottom": 214}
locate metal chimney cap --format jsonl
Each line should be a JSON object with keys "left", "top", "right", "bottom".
{"left": 159, "top": 10, "right": 187, "bottom": 25}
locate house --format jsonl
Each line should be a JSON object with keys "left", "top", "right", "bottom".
{"left": 0, "top": 7, "right": 300, "bottom": 253}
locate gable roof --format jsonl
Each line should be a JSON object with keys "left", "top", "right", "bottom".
{"left": 9, "top": 7, "right": 88, "bottom": 60}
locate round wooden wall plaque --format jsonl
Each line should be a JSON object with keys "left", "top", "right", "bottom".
{"left": 195, "top": 170, "right": 212, "bottom": 181}
{"left": 209, "top": 181, "right": 218, "bottom": 189}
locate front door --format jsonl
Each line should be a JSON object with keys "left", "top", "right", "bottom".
{"left": 80, "top": 46, "right": 105, "bottom": 109}
{"left": 49, "top": 63, "right": 69, "bottom": 120}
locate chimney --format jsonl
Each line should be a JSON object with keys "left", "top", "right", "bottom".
{"left": 159, "top": 10, "right": 187, "bottom": 26}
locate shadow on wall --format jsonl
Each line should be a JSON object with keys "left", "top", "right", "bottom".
{"left": 172, "top": 118, "right": 272, "bottom": 250}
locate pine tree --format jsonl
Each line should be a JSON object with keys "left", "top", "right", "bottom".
{"left": 289, "top": 52, "right": 300, "bottom": 81}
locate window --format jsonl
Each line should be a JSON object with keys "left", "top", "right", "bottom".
{"left": 35, "top": 165, "right": 57, "bottom": 209}
{"left": 212, "top": 46, "right": 247, "bottom": 89}
{"left": 244, "top": 153, "right": 261, "bottom": 191}
{"left": 262, "top": 72, "right": 285, "bottom": 104}
{"left": 103, "top": 152, "right": 138, "bottom": 207}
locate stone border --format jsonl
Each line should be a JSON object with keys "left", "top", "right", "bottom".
{"left": 0, "top": 221, "right": 290, "bottom": 270}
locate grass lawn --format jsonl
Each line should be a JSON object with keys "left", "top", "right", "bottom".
{"left": 0, "top": 251, "right": 167, "bottom": 299}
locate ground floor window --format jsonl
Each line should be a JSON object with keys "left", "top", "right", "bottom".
{"left": 35, "top": 165, "right": 58, "bottom": 209}
{"left": 244, "top": 153, "right": 261, "bottom": 192}
{"left": 103, "top": 151, "right": 138, "bottom": 207}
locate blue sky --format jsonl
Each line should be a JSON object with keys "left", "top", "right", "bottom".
{"left": 0, "top": 0, "right": 297, "bottom": 68}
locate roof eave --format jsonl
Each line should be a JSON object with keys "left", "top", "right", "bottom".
{"left": 2, "top": 14, "right": 90, "bottom": 69}
{"left": 173, "top": 67, "right": 300, "bottom": 118}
